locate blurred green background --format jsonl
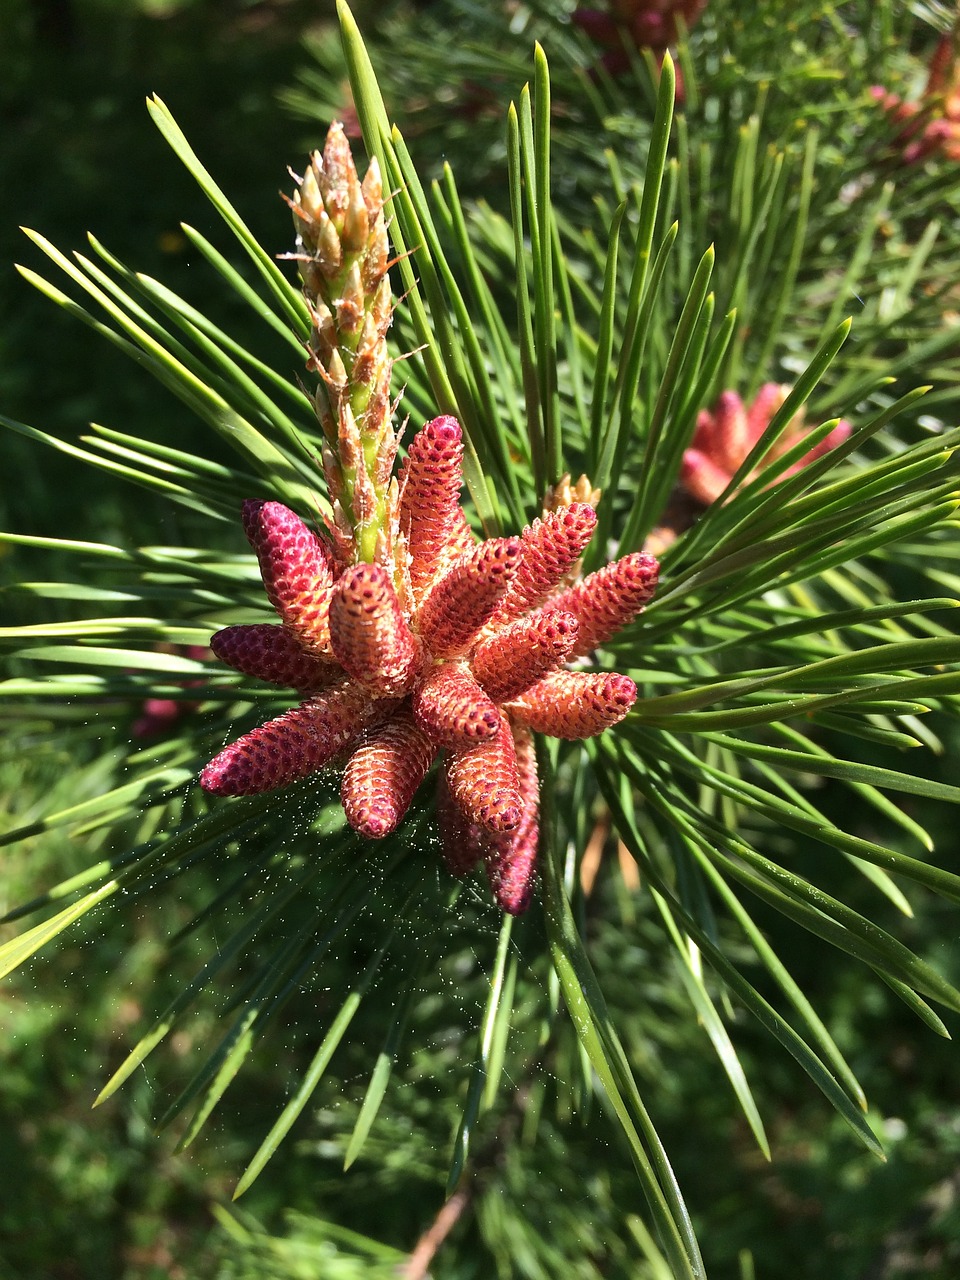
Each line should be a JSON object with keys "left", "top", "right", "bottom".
{"left": 2, "top": 2, "right": 960, "bottom": 1277}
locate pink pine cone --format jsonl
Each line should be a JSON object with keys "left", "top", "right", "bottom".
{"left": 201, "top": 680, "right": 388, "bottom": 796}
{"left": 484, "top": 724, "right": 540, "bottom": 915}
{"left": 445, "top": 711, "right": 523, "bottom": 833}
{"left": 242, "top": 500, "right": 335, "bottom": 655}
{"left": 508, "top": 671, "right": 637, "bottom": 739}
{"left": 412, "top": 661, "right": 500, "bottom": 748}
{"left": 211, "top": 623, "right": 337, "bottom": 691}
{"left": 328, "top": 563, "right": 421, "bottom": 696}
{"left": 472, "top": 609, "right": 580, "bottom": 703}
{"left": 203, "top": 408, "right": 662, "bottom": 913}
{"left": 417, "top": 536, "right": 522, "bottom": 657}
{"left": 341, "top": 708, "right": 436, "bottom": 838}
{"left": 493, "top": 503, "right": 597, "bottom": 625}
{"left": 550, "top": 553, "right": 659, "bottom": 656}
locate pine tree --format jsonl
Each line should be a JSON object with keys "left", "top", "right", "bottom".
{"left": 3, "top": 2, "right": 960, "bottom": 1274}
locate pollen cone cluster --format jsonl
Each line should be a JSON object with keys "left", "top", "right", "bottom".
{"left": 202, "top": 417, "right": 659, "bottom": 914}
{"left": 680, "top": 384, "right": 851, "bottom": 508}
{"left": 872, "top": 31, "right": 960, "bottom": 164}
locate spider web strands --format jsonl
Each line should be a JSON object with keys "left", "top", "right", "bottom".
{"left": 538, "top": 742, "right": 707, "bottom": 1280}
{"left": 591, "top": 748, "right": 886, "bottom": 1160}
{"left": 93, "top": 830, "right": 346, "bottom": 1108}
{"left": 0, "top": 791, "right": 281, "bottom": 982}
{"left": 157, "top": 837, "right": 418, "bottom": 1150}
{"left": 447, "top": 912, "right": 515, "bottom": 1192}
{"left": 343, "top": 956, "right": 427, "bottom": 1171}
{"left": 15, "top": 238, "right": 325, "bottom": 511}
{"left": 231, "top": 886, "right": 417, "bottom": 1199}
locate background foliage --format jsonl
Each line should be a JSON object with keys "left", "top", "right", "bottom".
{"left": 3, "top": 1, "right": 960, "bottom": 1277}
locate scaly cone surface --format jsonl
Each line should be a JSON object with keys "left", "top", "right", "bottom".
{"left": 202, "top": 417, "right": 659, "bottom": 913}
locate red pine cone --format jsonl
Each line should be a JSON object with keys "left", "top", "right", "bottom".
{"left": 417, "top": 536, "right": 522, "bottom": 657}
{"left": 328, "top": 563, "right": 422, "bottom": 696}
{"left": 472, "top": 609, "right": 580, "bottom": 702}
{"left": 551, "top": 553, "right": 659, "bottom": 656}
{"left": 493, "top": 503, "right": 597, "bottom": 625}
{"left": 242, "top": 500, "right": 335, "bottom": 655}
{"left": 211, "top": 623, "right": 337, "bottom": 691}
{"left": 483, "top": 723, "right": 540, "bottom": 914}
{"left": 203, "top": 411, "right": 661, "bottom": 915}
{"left": 341, "top": 707, "right": 437, "bottom": 838}
{"left": 399, "top": 415, "right": 468, "bottom": 597}
{"left": 201, "top": 680, "right": 389, "bottom": 796}
{"left": 507, "top": 671, "right": 637, "bottom": 738}
{"left": 412, "top": 661, "right": 501, "bottom": 747}
{"left": 445, "top": 711, "right": 523, "bottom": 833}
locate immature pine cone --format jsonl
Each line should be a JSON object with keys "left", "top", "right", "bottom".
{"left": 202, "top": 417, "right": 659, "bottom": 914}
